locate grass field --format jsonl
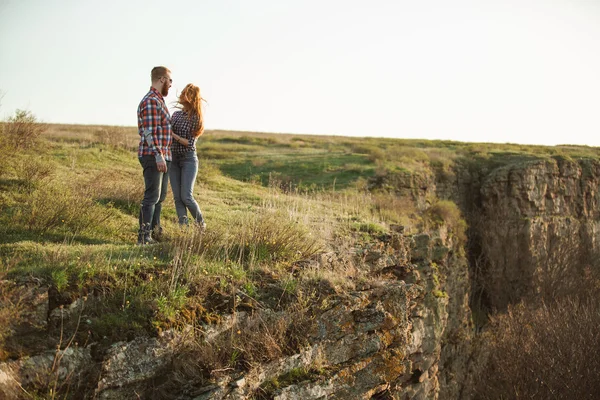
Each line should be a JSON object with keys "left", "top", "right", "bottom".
{"left": 0, "top": 121, "right": 424, "bottom": 365}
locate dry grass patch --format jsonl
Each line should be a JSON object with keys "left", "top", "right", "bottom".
{"left": 93, "top": 126, "right": 138, "bottom": 151}
{"left": 165, "top": 208, "right": 323, "bottom": 276}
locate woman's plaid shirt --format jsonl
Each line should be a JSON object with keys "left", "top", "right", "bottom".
{"left": 171, "top": 111, "right": 199, "bottom": 155}
{"left": 137, "top": 87, "right": 172, "bottom": 160}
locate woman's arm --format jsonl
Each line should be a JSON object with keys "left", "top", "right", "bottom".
{"left": 172, "top": 133, "right": 189, "bottom": 147}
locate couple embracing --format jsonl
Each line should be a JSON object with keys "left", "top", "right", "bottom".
{"left": 136, "top": 66, "right": 206, "bottom": 245}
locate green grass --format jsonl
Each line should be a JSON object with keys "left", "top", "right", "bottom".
{"left": 217, "top": 151, "right": 375, "bottom": 190}
{"left": 0, "top": 123, "right": 427, "bottom": 360}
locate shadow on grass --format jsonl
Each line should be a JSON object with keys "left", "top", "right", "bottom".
{"left": 0, "top": 178, "right": 27, "bottom": 191}
{"left": 96, "top": 197, "right": 139, "bottom": 217}
{"left": 0, "top": 227, "right": 120, "bottom": 246}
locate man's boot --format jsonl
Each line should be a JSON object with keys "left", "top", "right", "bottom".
{"left": 195, "top": 219, "right": 207, "bottom": 232}
{"left": 137, "top": 223, "right": 155, "bottom": 245}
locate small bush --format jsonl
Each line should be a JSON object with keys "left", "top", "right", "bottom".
{"left": 352, "top": 222, "right": 386, "bottom": 235}
{"left": 2, "top": 109, "right": 47, "bottom": 150}
{"left": 351, "top": 144, "right": 385, "bottom": 163}
{"left": 0, "top": 281, "right": 29, "bottom": 360}
{"left": 255, "top": 367, "right": 325, "bottom": 399}
{"left": 425, "top": 200, "right": 467, "bottom": 243}
{"left": 155, "top": 285, "right": 189, "bottom": 323}
{"left": 18, "top": 180, "right": 117, "bottom": 235}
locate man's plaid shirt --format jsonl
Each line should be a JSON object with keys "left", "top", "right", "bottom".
{"left": 137, "top": 87, "right": 172, "bottom": 161}
{"left": 171, "top": 111, "right": 199, "bottom": 155}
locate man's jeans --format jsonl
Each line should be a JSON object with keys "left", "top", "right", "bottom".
{"left": 169, "top": 152, "right": 204, "bottom": 224}
{"left": 139, "top": 155, "right": 171, "bottom": 231}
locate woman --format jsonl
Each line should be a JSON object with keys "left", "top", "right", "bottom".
{"left": 169, "top": 83, "right": 207, "bottom": 229}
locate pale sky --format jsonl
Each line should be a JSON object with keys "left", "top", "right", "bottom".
{"left": 1, "top": 0, "right": 600, "bottom": 146}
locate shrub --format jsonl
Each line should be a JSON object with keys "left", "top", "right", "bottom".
{"left": 0, "top": 281, "right": 29, "bottom": 360}
{"left": 370, "top": 192, "right": 419, "bottom": 227}
{"left": 18, "top": 180, "right": 117, "bottom": 235}
{"left": 148, "top": 301, "right": 315, "bottom": 396}
{"left": 425, "top": 200, "right": 467, "bottom": 243}
{"left": 2, "top": 109, "right": 47, "bottom": 150}
{"left": 472, "top": 298, "right": 600, "bottom": 399}
{"left": 352, "top": 222, "right": 386, "bottom": 235}
{"left": 351, "top": 144, "right": 385, "bottom": 163}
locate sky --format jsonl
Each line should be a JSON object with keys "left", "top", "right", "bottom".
{"left": 1, "top": 0, "right": 600, "bottom": 146}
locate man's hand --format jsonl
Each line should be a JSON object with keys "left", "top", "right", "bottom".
{"left": 156, "top": 159, "right": 167, "bottom": 173}
{"left": 155, "top": 153, "right": 167, "bottom": 172}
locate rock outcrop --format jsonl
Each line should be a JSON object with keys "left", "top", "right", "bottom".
{"left": 0, "top": 228, "right": 471, "bottom": 399}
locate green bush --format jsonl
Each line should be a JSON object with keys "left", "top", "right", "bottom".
{"left": 425, "top": 200, "right": 467, "bottom": 243}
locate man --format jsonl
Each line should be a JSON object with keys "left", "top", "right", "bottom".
{"left": 137, "top": 66, "right": 173, "bottom": 244}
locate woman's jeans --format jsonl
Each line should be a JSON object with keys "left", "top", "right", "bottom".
{"left": 169, "top": 152, "right": 204, "bottom": 225}
{"left": 139, "top": 155, "right": 170, "bottom": 232}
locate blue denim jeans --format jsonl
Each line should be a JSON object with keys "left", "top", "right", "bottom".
{"left": 169, "top": 152, "right": 204, "bottom": 224}
{"left": 139, "top": 155, "right": 170, "bottom": 231}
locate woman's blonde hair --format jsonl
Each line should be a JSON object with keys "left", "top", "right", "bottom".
{"left": 178, "top": 83, "right": 204, "bottom": 137}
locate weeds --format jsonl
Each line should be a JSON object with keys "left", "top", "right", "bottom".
{"left": 155, "top": 285, "right": 189, "bottom": 323}
{"left": 164, "top": 298, "right": 316, "bottom": 389}
{"left": 254, "top": 366, "right": 326, "bottom": 399}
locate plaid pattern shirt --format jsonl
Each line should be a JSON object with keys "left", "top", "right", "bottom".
{"left": 137, "top": 87, "right": 172, "bottom": 160}
{"left": 171, "top": 111, "right": 199, "bottom": 155}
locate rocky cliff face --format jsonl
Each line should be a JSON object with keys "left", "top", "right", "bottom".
{"left": 91, "top": 229, "right": 471, "bottom": 400}
{"left": 453, "top": 157, "right": 600, "bottom": 312}
{"left": 367, "top": 154, "right": 600, "bottom": 397}
{"left": 0, "top": 228, "right": 472, "bottom": 400}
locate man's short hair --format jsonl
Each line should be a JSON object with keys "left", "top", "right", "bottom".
{"left": 151, "top": 66, "right": 171, "bottom": 82}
